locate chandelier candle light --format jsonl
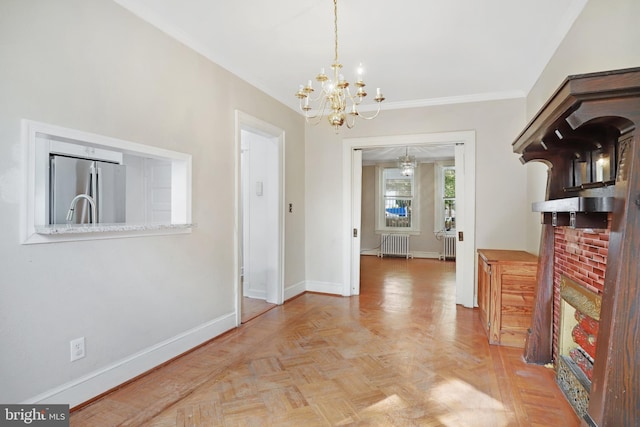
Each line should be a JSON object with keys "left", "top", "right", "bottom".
{"left": 295, "top": 0, "right": 385, "bottom": 131}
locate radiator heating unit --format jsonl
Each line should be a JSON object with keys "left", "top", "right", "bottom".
{"left": 379, "top": 234, "right": 412, "bottom": 259}
{"left": 441, "top": 234, "right": 456, "bottom": 260}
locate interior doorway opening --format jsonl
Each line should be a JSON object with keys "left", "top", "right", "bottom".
{"left": 342, "top": 132, "right": 476, "bottom": 308}
{"left": 235, "top": 111, "right": 285, "bottom": 325}
{"left": 359, "top": 146, "right": 458, "bottom": 261}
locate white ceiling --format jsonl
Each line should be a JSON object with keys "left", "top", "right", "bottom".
{"left": 113, "top": 0, "right": 588, "bottom": 161}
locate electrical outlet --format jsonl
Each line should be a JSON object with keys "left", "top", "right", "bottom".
{"left": 70, "top": 337, "right": 85, "bottom": 362}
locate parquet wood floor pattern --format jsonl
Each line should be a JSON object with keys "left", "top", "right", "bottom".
{"left": 241, "top": 297, "right": 276, "bottom": 324}
{"left": 70, "top": 257, "right": 579, "bottom": 426}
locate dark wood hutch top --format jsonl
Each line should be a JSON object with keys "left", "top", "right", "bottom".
{"left": 513, "top": 67, "right": 640, "bottom": 155}
{"left": 511, "top": 67, "right": 640, "bottom": 427}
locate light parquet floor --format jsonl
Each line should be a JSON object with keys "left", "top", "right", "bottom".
{"left": 241, "top": 297, "right": 276, "bottom": 324}
{"left": 70, "top": 256, "right": 579, "bottom": 426}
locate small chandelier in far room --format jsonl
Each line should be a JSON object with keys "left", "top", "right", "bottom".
{"left": 295, "top": 0, "right": 385, "bottom": 131}
{"left": 398, "top": 147, "right": 416, "bottom": 176}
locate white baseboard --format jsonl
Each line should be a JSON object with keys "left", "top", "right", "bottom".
{"left": 284, "top": 280, "right": 306, "bottom": 301}
{"left": 360, "top": 249, "right": 378, "bottom": 256}
{"left": 25, "top": 312, "right": 237, "bottom": 408}
{"left": 305, "top": 280, "right": 343, "bottom": 295}
{"left": 412, "top": 251, "right": 441, "bottom": 259}
{"left": 360, "top": 250, "right": 441, "bottom": 259}
{"left": 243, "top": 288, "right": 267, "bottom": 299}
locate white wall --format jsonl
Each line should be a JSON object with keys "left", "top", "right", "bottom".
{"left": 523, "top": 0, "right": 640, "bottom": 254}
{"left": 0, "top": 0, "right": 305, "bottom": 405}
{"left": 305, "top": 98, "right": 527, "bottom": 290}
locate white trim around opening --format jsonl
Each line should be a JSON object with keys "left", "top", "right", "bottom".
{"left": 342, "top": 131, "right": 476, "bottom": 308}
{"left": 234, "top": 111, "right": 286, "bottom": 326}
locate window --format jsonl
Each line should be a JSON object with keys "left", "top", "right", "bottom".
{"left": 443, "top": 166, "right": 456, "bottom": 230}
{"left": 434, "top": 161, "right": 455, "bottom": 232}
{"left": 22, "top": 120, "right": 193, "bottom": 244}
{"left": 376, "top": 166, "right": 419, "bottom": 232}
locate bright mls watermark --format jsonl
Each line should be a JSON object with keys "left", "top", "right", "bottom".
{"left": 1, "top": 405, "right": 69, "bottom": 426}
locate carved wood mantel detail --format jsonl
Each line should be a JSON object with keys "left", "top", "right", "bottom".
{"left": 512, "top": 67, "right": 640, "bottom": 427}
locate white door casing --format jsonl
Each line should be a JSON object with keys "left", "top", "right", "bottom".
{"left": 350, "top": 149, "right": 363, "bottom": 295}
{"left": 454, "top": 142, "right": 473, "bottom": 307}
{"left": 234, "top": 111, "right": 285, "bottom": 326}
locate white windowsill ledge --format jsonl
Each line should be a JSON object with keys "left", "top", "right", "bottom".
{"left": 35, "top": 222, "right": 194, "bottom": 235}
{"left": 23, "top": 223, "right": 195, "bottom": 244}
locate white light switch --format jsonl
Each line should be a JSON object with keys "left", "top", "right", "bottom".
{"left": 256, "top": 181, "right": 263, "bottom": 196}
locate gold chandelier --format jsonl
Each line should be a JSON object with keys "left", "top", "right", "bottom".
{"left": 295, "top": 0, "right": 385, "bottom": 131}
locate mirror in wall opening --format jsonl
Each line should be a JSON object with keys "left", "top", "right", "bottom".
{"left": 22, "top": 120, "right": 192, "bottom": 244}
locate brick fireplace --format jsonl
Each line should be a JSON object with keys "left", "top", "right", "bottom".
{"left": 552, "top": 223, "right": 609, "bottom": 417}
{"left": 552, "top": 223, "right": 609, "bottom": 361}
{"left": 512, "top": 68, "right": 640, "bottom": 425}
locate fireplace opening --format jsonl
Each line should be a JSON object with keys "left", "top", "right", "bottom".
{"left": 557, "top": 275, "right": 602, "bottom": 418}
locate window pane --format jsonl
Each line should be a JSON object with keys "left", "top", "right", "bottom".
{"left": 385, "top": 179, "right": 412, "bottom": 197}
{"left": 384, "top": 168, "right": 413, "bottom": 197}
{"left": 385, "top": 198, "right": 411, "bottom": 228}
{"left": 444, "top": 168, "right": 455, "bottom": 198}
{"left": 444, "top": 199, "right": 455, "bottom": 230}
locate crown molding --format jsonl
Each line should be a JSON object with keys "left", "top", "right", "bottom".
{"left": 374, "top": 90, "right": 526, "bottom": 112}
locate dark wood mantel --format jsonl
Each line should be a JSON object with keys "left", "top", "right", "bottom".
{"left": 512, "top": 67, "right": 640, "bottom": 427}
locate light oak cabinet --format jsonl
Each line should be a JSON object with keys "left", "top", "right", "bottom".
{"left": 477, "top": 249, "right": 537, "bottom": 348}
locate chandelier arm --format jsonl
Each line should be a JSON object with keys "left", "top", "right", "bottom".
{"left": 306, "top": 114, "right": 325, "bottom": 126}
{"left": 307, "top": 91, "right": 326, "bottom": 105}
{"left": 345, "top": 87, "right": 360, "bottom": 105}
{"left": 305, "top": 97, "right": 331, "bottom": 125}
{"left": 303, "top": 109, "right": 320, "bottom": 121}
{"left": 300, "top": 101, "right": 322, "bottom": 121}
{"left": 355, "top": 103, "right": 383, "bottom": 120}
{"left": 346, "top": 115, "right": 356, "bottom": 129}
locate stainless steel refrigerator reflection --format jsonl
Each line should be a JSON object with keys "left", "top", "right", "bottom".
{"left": 49, "top": 155, "right": 126, "bottom": 224}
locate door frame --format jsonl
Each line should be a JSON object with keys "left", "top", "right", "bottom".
{"left": 350, "top": 149, "right": 363, "bottom": 295}
{"left": 342, "top": 131, "right": 477, "bottom": 307}
{"left": 234, "top": 111, "right": 285, "bottom": 326}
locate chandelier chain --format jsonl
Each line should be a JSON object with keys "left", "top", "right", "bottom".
{"left": 333, "top": 0, "right": 339, "bottom": 63}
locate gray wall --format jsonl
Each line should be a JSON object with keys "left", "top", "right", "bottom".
{"left": 0, "top": 0, "right": 305, "bottom": 405}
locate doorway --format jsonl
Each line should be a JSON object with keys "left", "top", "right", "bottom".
{"left": 235, "top": 111, "right": 285, "bottom": 325}
{"left": 342, "top": 131, "right": 476, "bottom": 308}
